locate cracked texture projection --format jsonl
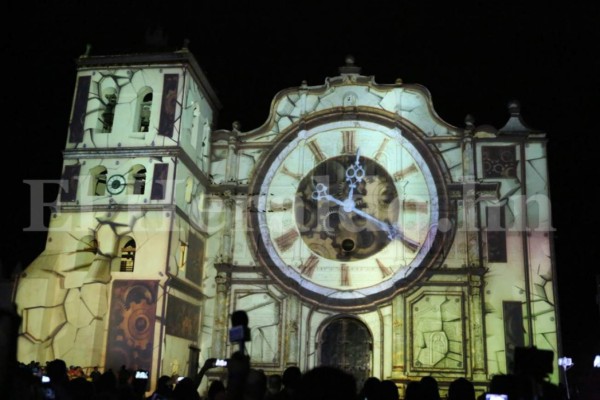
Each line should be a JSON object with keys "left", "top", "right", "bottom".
{"left": 412, "top": 294, "right": 464, "bottom": 370}
{"left": 235, "top": 292, "right": 281, "bottom": 365}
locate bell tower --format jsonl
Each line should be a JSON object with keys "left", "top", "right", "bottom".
{"left": 16, "top": 45, "right": 221, "bottom": 386}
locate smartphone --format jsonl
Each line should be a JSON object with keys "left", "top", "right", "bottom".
{"left": 214, "top": 358, "right": 228, "bottom": 367}
{"left": 41, "top": 375, "right": 51, "bottom": 383}
{"left": 135, "top": 370, "right": 149, "bottom": 379}
{"left": 486, "top": 394, "right": 508, "bottom": 400}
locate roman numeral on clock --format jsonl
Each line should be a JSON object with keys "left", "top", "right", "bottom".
{"left": 341, "top": 263, "right": 350, "bottom": 286}
{"left": 393, "top": 163, "right": 418, "bottom": 181}
{"left": 342, "top": 130, "right": 356, "bottom": 155}
{"left": 274, "top": 229, "right": 298, "bottom": 252}
{"left": 374, "top": 138, "right": 390, "bottom": 161}
{"left": 307, "top": 140, "right": 326, "bottom": 163}
{"left": 281, "top": 165, "right": 302, "bottom": 181}
{"left": 269, "top": 198, "right": 292, "bottom": 212}
{"left": 403, "top": 200, "right": 429, "bottom": 213}
{"left": 376, "top": 258, "right": 393, "bottom": 278}
{"left": 300, "top": 254, "right": 319, "bottom": 277}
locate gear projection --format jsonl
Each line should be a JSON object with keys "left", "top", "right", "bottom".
{"left": 295, "top": 155, "right": 399, "bottom": 261}
{"left": 105, "top": 280, "right": 158, "bottom": 373}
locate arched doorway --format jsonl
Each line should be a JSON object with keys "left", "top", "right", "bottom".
{"left": 318, "top": 316, "right": 373, "bottom": 388}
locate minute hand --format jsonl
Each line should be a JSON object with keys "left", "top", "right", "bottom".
{"left": 321, "top": 194, "right": 420, "bottom": 251}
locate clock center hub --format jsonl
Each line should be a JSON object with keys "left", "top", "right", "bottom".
{"left": 295, "top": 155, "right": 399, "bottom": 261}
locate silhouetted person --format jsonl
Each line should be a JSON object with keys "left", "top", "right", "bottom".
{"left": 379, "top": 380, "right": 399, "bottom": 400}
{"left": 358, "top": 376, "right": 381, "bottom": 400}
{"left": 404, "top": 381, "right": 424, "bottom": 400}
{"left": 295, "top": 365, "right": 357, "bottom": 400}
{"left": 280, "top": 366, "right": 302, "bottom": 399}
{"left": 46, "top": 359, "right": 73, "bottom": 400}
{"left": 244, "top": 368, "right": 267, "bottom": 400}
{"left": 264, "top": 374, "right": 283, "bottom": 400}
{"left": 148, "top": 375, "right": 174, "bottom": 400}
{"left": 94, "top": 368, "right": 118, "bottom": 398}
{"left": 579, "top": 366, "right": 600, "bottom": 400}
{"left": 207, "top": 380, "right": 226, "bottom": 400}
{"left": 192, "top": 358, "right": 217, "bottom": 390}
{"left": 10, "top": 365, "right": 43, "bottom": 400}
{"left": 481, "top": 374, "right": 517, "bottom": 400}
{"left": 172, "top": 377, "right": 200, "bottom": 400}
{"left": 448, "top": 378, "right": 476, "bottom": 400}
{"left": 420, "top": 376, "right": 441, "bottom": 400}
{"left": 117, "top": 366, "right": 131, "bottom": 386}
{"left": 225, "top": 351, "right": 251, "bottom": 400}
{"left": 67, "top": 376, "right": 96, "bottom": 400}
{"left": 90, "top": 367, "right": 102, "bottom": 384}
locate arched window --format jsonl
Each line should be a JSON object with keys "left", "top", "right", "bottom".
{"left": 119, "top": 238, "right": 136, "bottom": 272}
{"left": 90, "top": 165, "right": 107, "bottom": 196}
{"left": 138, "top": 91, "right": 153, "bottom": 132}
{"left": 101, "top": 88, "right": 118, "bottom": 133}
{"left": 130, "top": 164, "right": 147, "bottom": 195}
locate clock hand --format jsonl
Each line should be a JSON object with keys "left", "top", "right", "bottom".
{"left": 312, "top": 183, "right": 420, "bottom": 251}
{"left": 344, "top": 148, "right": 365, "bottom": 203}
{"left": 312, "top": 183, "right": 356, "bottom": 212}
{"left": 344, "top": 203, "right": 421, "bottom": 252}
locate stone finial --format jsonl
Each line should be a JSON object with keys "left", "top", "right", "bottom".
{"left": 232, "top": 121, "right": 242, "bottom": 132}
{"left": 182, "top": 38, "right": 190, "bottom": 50}
{"left": 507, "top": 99, "right": 521, "bottom": 116}
{"left": 82, "top": 43, "right": 92, "bottom": 58}
{"left": 339, "top": 54, "right": 362, "bottom": 75}
{"left": 498, "top": 98, "right": 540, "bottom": 136}
{"left": 465, "top": 114, "right": 475, "bottom": 129}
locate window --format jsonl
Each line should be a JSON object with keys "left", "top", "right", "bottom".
{"left": 69, "top": 76, "right": 91, "bottom": 143}
{"left": 138, "top": 91, "right": 153, "bottom": 132}
{"left": 486, "top": 206, "right": 507, "bottom": 262}
{"left": 186, "top": 233, "right": 204, "bottom": 285}
{"left": 60, "top": 165, "right": 81, "bottom": 202}
{"left": 119, "top": 238, "right": 136, "bottom": 272}
{"left": 151, "top": 163, "right": 169, "bottom": 200}
{"left": 100, "top": 89, "right": 118, "bottom": 133}
{"left": 158, "top": 74, "right": 179, "bottom": 137}
{"left": 90, "top": 166, "right": 107, "bottom": 196}
{"left": 482, "top": 146, "right": 517, "bottom": 178}
{"left": 130, "top": 165, "right": 147, "bottom": 195}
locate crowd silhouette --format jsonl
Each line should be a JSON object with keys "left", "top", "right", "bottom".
{"left": 9, "top": 353, "right": 597, "bottom": 400}
{"left": 4, "top": 306, "right": 598, "bottom": 400}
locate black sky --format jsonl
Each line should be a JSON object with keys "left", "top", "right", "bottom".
{"left": 6, "top": 0, "right": 600, "bottom": 382}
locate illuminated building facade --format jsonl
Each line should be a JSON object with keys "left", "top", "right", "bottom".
{"left": 15, "top": 48, "right": 560, "bottom": 396}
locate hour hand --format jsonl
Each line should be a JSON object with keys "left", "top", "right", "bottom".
{"left": 312, "top": 183, "right": 345, "bottom": 206}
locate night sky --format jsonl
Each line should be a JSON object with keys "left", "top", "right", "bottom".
{"left": 6, "top": 0, "right": 599, "bottom": 384}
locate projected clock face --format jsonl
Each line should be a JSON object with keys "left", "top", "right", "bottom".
{"left": 247, "top": 113, "right": 450, "bottom": 309}
{"left": 107, "top": 174, "right": 126, "bottom": 195}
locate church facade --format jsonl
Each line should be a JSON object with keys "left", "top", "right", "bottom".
{"left": 15, "top": 48, "right": 560, "bottom": 396}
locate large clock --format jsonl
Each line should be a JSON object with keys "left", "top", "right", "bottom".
{"left": 248, "top": 112, "right": 450, "bottom": 309}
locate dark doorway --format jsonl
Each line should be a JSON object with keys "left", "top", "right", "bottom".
{"left": 319, "top": 317, "right": 373, "bottom": 388}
